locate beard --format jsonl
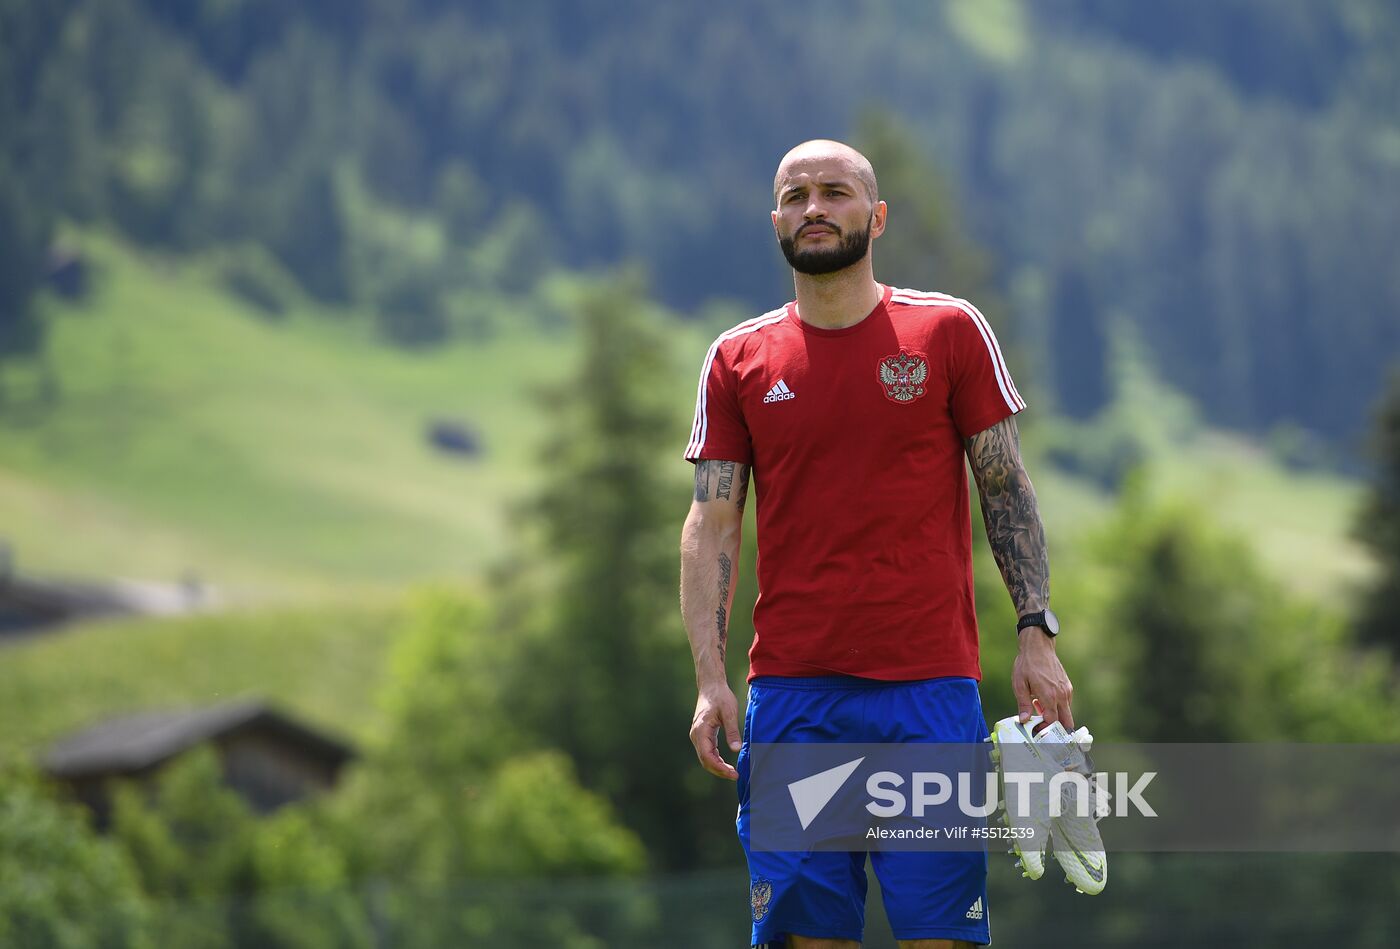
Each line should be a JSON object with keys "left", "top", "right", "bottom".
{"left": 779, "top": 217, "right": 872, "bottom": 275}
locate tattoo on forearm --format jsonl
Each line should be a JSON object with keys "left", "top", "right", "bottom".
{"left": 691, "top": 460, "right": 748, "bottom": 665}
{"left": 716, "top": 552, "right": 732, "bottom": 662}
{"left": 694, "top": 462, "right": 712, "bottom": 501}
{"left": 965, "top": 418, "right": 1049, "bottom": 615}
{"left": 694, "top": 459, "right": 751, "bottom": 508}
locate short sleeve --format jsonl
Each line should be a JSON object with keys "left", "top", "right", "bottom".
{"left": 946, "top": 303, "right": 1027, "bottom": 439}
{"left": 683, "top": 341, "right": 753, "bottom": 464}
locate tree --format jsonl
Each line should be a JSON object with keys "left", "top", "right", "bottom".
{"left": 334, "top": 587, "right": 648, "bottom": 946}
{"left": 1102, "top": 495, "right": 1254, "bottom": 741}
{"left": 1353, "top": 368, "right": 1400, "bottom": 654}
{"left": 0, "top": 762, "right": 153, "bottom": 948}
{"left": 492, "top": 274, "right": 735, "bottom": 869}
{"left": 1087, "top": 480, "right": 1400, "bottom": 743}
{"left": 334, "top": 587, "right": 650, "bottom": 880}
{"left": 110, "top": 746, "right": 373, "bottom": 949}
{"left": 242, "top": 806, "right": 375, "bottom": 949}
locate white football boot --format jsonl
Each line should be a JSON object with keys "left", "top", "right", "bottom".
{"left": 988, "top": 714, "right": 1054, "bottom": 880}
{"left": 1034, "top": 720, "right": 1110, "bottom": 895}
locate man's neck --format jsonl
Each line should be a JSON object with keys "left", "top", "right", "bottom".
{"left": 792, "top": 261, "right": 883, "bottom": 330}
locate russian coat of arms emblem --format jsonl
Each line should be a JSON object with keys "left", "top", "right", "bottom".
{"left": 877, "top": 350, "right": 929, "bottom": 403}
{"left": 751, "top": 879, "right": 773, "bottom": 921}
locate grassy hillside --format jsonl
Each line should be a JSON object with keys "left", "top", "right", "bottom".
{"left": 0, "top": 231, "right": 594, "bottom": 598}
{"left": 0, "top": 230, "right": 1372, "bottom": 603}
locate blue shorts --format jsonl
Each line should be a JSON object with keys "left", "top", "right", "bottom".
{"left": 736, "top": 675, "right": 991, "bottom": 947}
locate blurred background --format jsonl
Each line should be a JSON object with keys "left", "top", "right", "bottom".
{"left": 2, "top": 0, "right": 1399, "bottom": 945}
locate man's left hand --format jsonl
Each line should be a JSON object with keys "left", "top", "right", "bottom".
{"left": 1012, "top": 627, "right": 1074, "bottom": 730}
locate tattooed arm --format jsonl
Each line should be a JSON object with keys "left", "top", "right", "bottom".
{"left": 965, "top": 417, "right": 1074, "bottom": 729}
{"left": 965, "top": 417, "right": 1049, "bottom": 615}
{"left": 680, "top": 459, "right": 750, "bottom": 780}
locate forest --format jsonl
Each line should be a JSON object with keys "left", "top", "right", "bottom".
{"left": 4, "top": 0, "right": 1398, "bottom": 436}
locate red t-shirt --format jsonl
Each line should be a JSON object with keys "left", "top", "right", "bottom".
{"left": 684, "top": 284, "right": 1026, "bottom": 682}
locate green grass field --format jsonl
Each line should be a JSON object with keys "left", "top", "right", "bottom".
{"left": 0, "top": 232, "right": 587, "bottom": 597}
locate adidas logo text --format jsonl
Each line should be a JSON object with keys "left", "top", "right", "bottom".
{"left": 763, "top": 379, "right": 796, "bottom": 403}
{"left": 965, "top": 897, "right": 984, "bottom": 921}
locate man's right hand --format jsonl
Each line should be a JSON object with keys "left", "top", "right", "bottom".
{"left": 690, "top": 686, "right": 742, "bottom": 780}
{"left": 1013, "top": 626, "right": 1074, "bottom": 731}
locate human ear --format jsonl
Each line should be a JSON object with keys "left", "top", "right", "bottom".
{"left": 870, "top": 201, "right": 888, "bottom": 239}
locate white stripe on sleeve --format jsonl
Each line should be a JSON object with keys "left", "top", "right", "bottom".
{"left": 685, "top": 309, "right": 786, "bottom": 459}
{"left": 889, "top": 291, "right": 1025, "bottom": 413}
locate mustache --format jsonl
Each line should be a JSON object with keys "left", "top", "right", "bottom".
{"left": 797, "top": 221, "right": 841, "bottom": 237}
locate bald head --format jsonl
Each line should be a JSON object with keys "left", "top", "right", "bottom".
{"left": 773, "top": 139, "right": 879, "bottom": 205}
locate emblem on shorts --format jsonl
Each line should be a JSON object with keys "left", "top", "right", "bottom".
{"left": 751, "top": 879, "right": 773, "bottom": 922}
{"left": 877, "top": 350, "right": 929, "bottom": 403}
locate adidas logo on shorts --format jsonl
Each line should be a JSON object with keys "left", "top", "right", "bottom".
{"left": 965, "top": 897, "right": 984, "bottom": 921}
{"left": 763, "top": 379, "right": 796, "bottom": 403}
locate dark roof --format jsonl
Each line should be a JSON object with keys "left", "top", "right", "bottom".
{"left": 43, "top": 698, "right": 355, "bottom": 779}
{"left": 1, "top": 571, "right": 213, "bottom": 637}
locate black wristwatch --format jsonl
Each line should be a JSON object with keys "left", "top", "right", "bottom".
{"left": 1016, "top": 608, "right": 1059, "bottom": 638}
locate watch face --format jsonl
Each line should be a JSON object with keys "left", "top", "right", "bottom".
{"left": 1043, "top": 609, "right": 1060, "bottom": 635}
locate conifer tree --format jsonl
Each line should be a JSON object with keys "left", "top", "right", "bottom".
{"left": 502, "top": 274, "right": 732, "bottom": 869}
{"left": 1354, "top": 369, "right": 1400, "bottom": 654}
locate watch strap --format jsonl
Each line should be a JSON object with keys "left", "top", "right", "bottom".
{"left": 1016, "top": 610, "right": 1058, "bottom": 636}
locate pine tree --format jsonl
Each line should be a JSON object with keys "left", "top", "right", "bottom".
{"left": 499, "top": 274, "right": 732, "bottom": 869}
{"left": 1353, "top": 368, "right": 1400, "bottom": 653}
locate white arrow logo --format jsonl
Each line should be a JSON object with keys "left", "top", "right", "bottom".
{"left": 787, "top": 757, "right": 865, "bottom": 830}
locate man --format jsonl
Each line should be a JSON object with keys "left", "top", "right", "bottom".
{"left": 679, "top": 139, "right": 1074, "bottom": 948}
